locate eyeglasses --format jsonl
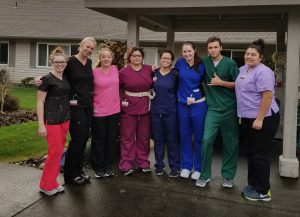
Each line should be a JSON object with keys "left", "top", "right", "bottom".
{"left": 131, "top": 55, "right": 142, "bottom": 58}
{"left": 161, "top": 57, "right": 172, "bottom": 61}
{"left": 53, "top": 61, "right": 66, "bottom": 65}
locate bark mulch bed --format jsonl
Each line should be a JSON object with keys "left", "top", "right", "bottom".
{"left": 0, "top": 110, "right": 37, "bottom": 127}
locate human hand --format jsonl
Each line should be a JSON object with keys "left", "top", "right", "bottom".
{"left": 38, "top": 125, "right": 47, "bottom": 137}
{"left": 252, "top": 119, "right": 263, "bottom": 130}
{"left": 35, "top": 76, "right": 42, "bottom": 87}
{"left": 210, "top": 73, "right": 223, "bottom": 86}
{"left": 152, "top": 65, "right": 160, "bottom": 71}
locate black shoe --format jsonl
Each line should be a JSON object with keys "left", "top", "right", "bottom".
{"left": 67, "top": 176, "right": 86, "bottom": 185}
{"left": 141, "top": 167, "right": 152, "bottom": 173}
{"left": 81, "top": 173, "right": 90, "bottom": 182}
{"left": 95, "top": 171, "right": 106, "bottom": 178}
{"left": 105, "top": 169, "right": 115, "bottom": 177}
{"left": 168, "top": 170, "right": 180, "bottom": 178}
{"left": 155, "top": 168, "right": 164, "bottom": 176}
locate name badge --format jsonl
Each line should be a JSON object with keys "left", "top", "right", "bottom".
{"left": 121, "top": 100, "right": 129, "bottom": 107}
{"left": 187, "top": 97, "right": 195, "bottom": 105}
{"left": 153, "top": 76, "right": 157, "bottom": 82}
{"left": 193, "top": 89, "right": 200, "bottom": 92}
{"left": 70, "top": 99, "right": 78, "bottom": 106}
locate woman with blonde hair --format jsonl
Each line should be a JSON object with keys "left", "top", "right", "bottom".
{"left": 37, "top": 47, "right": 70, "bottom": 195}
{"left": 91, "top": 48, "right": 120, "bottom": 178}
{"left": 62, "top": 37, "right": 97, "bottom": 185}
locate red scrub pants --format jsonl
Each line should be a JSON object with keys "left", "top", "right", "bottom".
{"left": 40, "top": 120, "right": 70, "bottom": 191}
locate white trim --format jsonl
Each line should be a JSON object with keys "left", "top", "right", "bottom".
{"left": 0, "top": 41, "right": 9, "bottom": 66}
{"left": 36, "top": 42, "right": 78, "bottom": 67}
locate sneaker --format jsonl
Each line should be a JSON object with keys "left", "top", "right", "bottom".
{"left": 40, "top": 188, "right": 58, "bottom": 196}
{"left": 155, "top": 168, "right": 164, "bottom": 176}
{"left": 105, "top": 169, "right": 115, "bottom": 177}
{"left": 243, "top": 189, "right": 271, "bottom": 202}
{"left": 195, "top": 177, "right": 211, "bottom": 187}
{"left": 222, "top": 178, "right": 234, "bottom": 188}
{"left": 180, "top": 169, "right": 191, "bottom": 178}
{"left": 141, "top": 167, "right": 152, "bottom": 173}
{"left": 123, "top": 169, "right": 134, "bottom": 176}
{"left": 168, "top": 170, "right": 180, "bottom": 178}
{"left": 191, "top": 171, "right": 201, "bottom": 180}
{"left": 242, "top": 185, "right": 253, "bottom": 195}
{"left": 81, "top": 173, "right": 90, "bottom": 182}
{"left": 95, "top": 171, "right": 106, "bottom": 178}
{"left": 56, "top": 185, "right": 64, "bottom": 193}
{"left": 69, "top": 176, "right": 86, "bottom": 185}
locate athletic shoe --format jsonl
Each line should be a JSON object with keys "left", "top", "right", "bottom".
{"left": 81, "top": 173, "right": 90, "bottom": 182}
{"left": 242, "top": 185, "right": 253, "bottom": 195}
{"left": 141, "top": 167, "right": 152, "bottom": 173}
{"left": 155, "top": 168, "right": 164, "bottom": 176}
{"left": 191, "top": 171, "right": 201, "bottom": 180}
{"left": 243, "top": 189, "right": 271, "bottom": 201}
{"left": 95, "top": 171, "right": 106, "bottom": 178}
{"left": 180, "top": 169, "right": 191, "bottom": 178}
{"left": 56, "top": 185, "right": 64, "bottom": 193}
{"left": 105, "top": 169, "right": 115, "bottom": 177}
{"left": 40, "top": 188, "right": 58, "bottom": 196}
{"left": 123, "top": 169, "right": 134, "bottom": 176}
{"left": 168, "top": 170, "right": 180, "bottom": 178}
{"left": 222, "top": 178, "right": 234, "bottom": 188}
{"left": 195, "top": 177, "right": 211, "bottom": 187}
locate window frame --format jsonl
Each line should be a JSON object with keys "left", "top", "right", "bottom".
{"left": 36, "top": 42, "right": 78, "bottom": 68}
{"left": 0, "top": 41, "right": 9, "bottom": 66}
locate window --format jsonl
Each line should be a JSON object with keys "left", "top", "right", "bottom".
{"left": 0, "top": 42, "right": 9, "bottom": 65}
{"left": 221, "top": 49, "right": 245, "bottom": 67}
{"left": 142, "top": 47, "right": 158, "bottom": 65}
{"left": 37, "top": 43, "right": 79, "bottom": 67}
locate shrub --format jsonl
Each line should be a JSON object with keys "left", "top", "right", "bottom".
{"left": 20, "top": 77, "right": 34, "bottom": 87}
{"left": 0, "top": 94, "right": 20, "bottom": 111}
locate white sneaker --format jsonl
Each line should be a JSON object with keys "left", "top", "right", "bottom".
{"left": 191, "top": 171, "right": 201, "bottom": 180}
{"left": 180, "top": 169, "right": 191, "bottom": 178}
{"left": 195, "top": 177, "right": 211, "bottom": 187}
{"left": 56, "top": 185, "right": 64, "bottom": 193}
{"left": 40, "top": 188, "right": 58, "bottom": 196}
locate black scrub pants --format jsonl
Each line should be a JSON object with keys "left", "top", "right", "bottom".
{"left": 241, "top": 111, "right": 280, "bottom": 194}
{"left": 64, "top": 106, "right": 93, "bottom": 182}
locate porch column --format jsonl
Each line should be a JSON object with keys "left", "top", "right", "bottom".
{"left": 166, "top": 29, "right": 175, "bottom": 51}
{"left": 279, "top": 12, "right": 300, "bottom": 178}
{"left": 127, "top": 10, "right": 139, "bottom": 48}
{"left": 276, "top": 30, "right": 285, "bottom": 52}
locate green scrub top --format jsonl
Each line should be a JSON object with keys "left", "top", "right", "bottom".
{"left": 203, "top": 56, "right": 239, "bottom": 111}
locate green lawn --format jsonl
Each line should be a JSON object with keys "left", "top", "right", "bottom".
{"left": 0, "top": 121, "right": 47, "bottom": 162}
{"left": 10, "top": 86, "right": 37, "bottom": 110}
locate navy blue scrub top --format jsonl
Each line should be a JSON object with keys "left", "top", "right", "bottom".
{"left": 151, "top": 69, "right": 178, "bottom": 114}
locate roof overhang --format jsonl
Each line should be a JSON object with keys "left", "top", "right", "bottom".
{"left": 85, "top": 0, "right": 300, "bottom": 32}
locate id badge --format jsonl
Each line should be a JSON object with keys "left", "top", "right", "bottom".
{"left": 187, "top": 97, "right": 195, "bottom": 105}
{"left": 153, "top": 76, "right": 157, "bottom": 82}
{"left": 70, "top": 99, "right": 78, "bottom": 106}
{"left": 121, "top": 100, "right": 129, "bottom": 107}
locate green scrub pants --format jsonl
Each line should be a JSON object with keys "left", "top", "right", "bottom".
{"left": 201, "top": 108, "right": 239, "bottom": 179}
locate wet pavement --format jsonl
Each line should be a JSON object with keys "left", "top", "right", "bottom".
{"left": 1, "top": 140, "right": 300, "bottom": 217}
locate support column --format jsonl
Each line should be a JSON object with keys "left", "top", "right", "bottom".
{"left": 127, "top": 10, "right": 139, "bottom": 48}
{"left": 276, "top": 30, "right": 286, "bottom": 52}
{"left": 166, "top": 29, "right": 175, "bottom": 51}
{"left": 279, "top": 12, "right": 300, "bottom": 178}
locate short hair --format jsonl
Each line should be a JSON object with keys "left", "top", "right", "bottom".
{"left": 95, "top": 48, "right": 114, "bottom": 68}
{"left": 128, "top": 47, "right": 145, "bottom": 59}
{"left": 159, "top": 49, "right": 175, "bottom": 61}
{"left": 206, "top": 36, "right": 223, "bottom": 47}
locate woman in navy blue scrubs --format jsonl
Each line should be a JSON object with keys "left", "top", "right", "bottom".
{"left": 151, "top": 49, "right": 181, "bottom": 177}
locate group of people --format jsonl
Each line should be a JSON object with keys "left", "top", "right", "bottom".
{"left": 36, "top": 36, "right": 279, "bottom": 202}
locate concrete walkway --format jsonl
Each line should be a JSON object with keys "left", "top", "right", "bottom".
{"left": 1, "top": 141, "right": 300, "bottom": 217}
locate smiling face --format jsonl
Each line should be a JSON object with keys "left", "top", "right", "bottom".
{"left": 129, "top": 50, "right": 143, "bottom": 66}
{"left": 244, "top": 48, "right": 262, "bottom": 68}
{"left": 182, "top": 44, "right": 195, "bottom": 63}
{"left": 160, "top": 52, "right": 173, "bottom": 68}
{"left": 79, "top": 40, "right": 95, "bottom": 58}
{"left": 99, "top": 50, "right": 113, "bottom": 68}
{"left": 51, "top": 55, "right": 67, "bottom": 73}
{"left": 207, "top": 41, "right": 222, "bottom": 60}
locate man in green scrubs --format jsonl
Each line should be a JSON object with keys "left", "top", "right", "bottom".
{"left": 196, "top": 36, "right": 239, "bottom": 188}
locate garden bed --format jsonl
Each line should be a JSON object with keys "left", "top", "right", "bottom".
{"left": 0, "top": 110, "right": 37, "bottom": 127}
